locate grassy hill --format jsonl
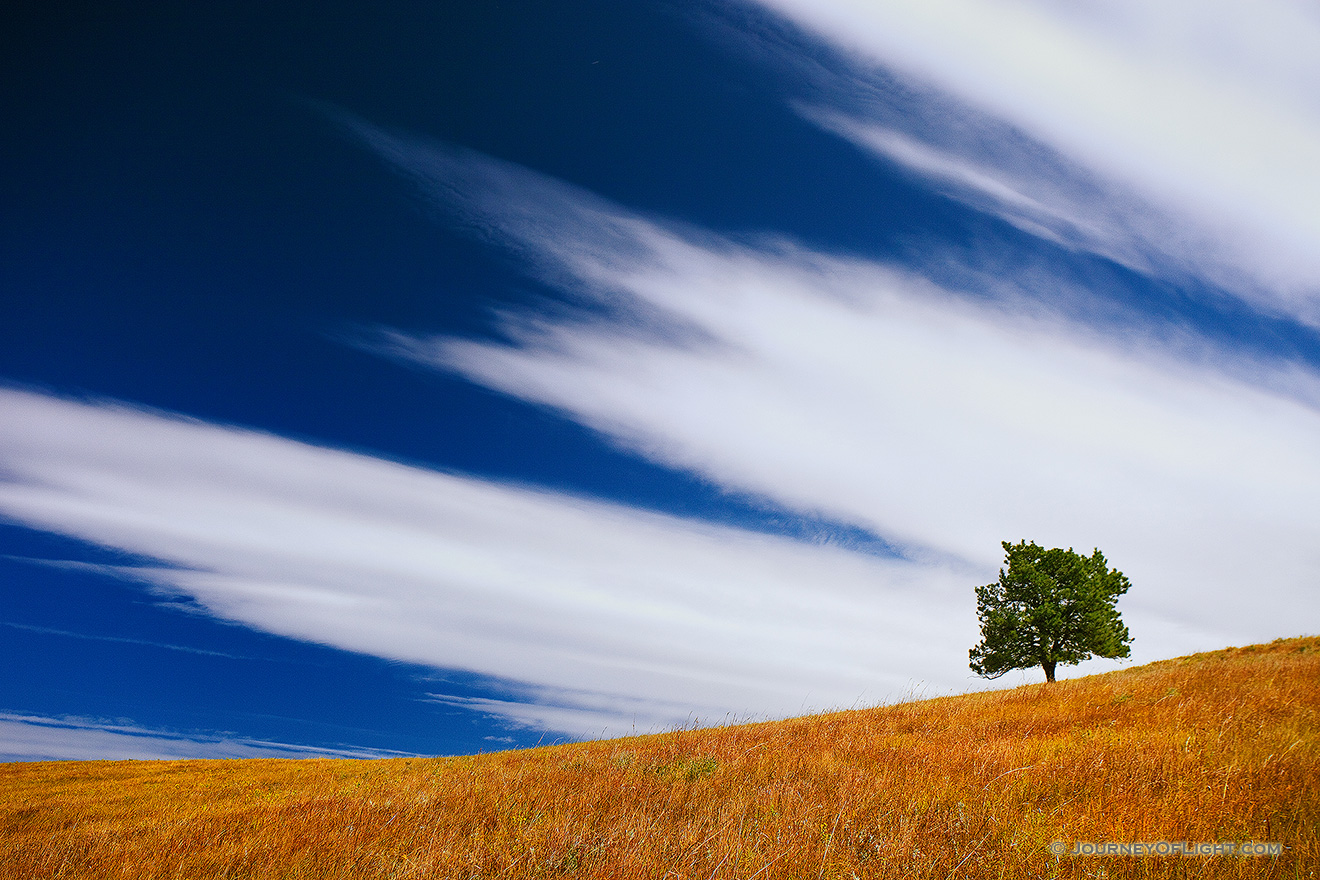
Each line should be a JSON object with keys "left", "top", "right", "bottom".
{"left": 2, "top": 637, "right": 1316, "bottom": 879}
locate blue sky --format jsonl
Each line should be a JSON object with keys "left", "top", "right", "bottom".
{"left": 3, "top": 0, "right": 1319, "bottom": 760}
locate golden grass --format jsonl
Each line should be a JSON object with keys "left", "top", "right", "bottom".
{"left": 2, "top": 636, "right": 1316, "bottom": 879}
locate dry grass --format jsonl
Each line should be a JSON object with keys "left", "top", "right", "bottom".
{"left": 2, "top": 636, "right": 1316, "bottom": 879}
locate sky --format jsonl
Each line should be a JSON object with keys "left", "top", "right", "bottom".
{"left": 2, "top": 0, "right": 1318, "bottom": 761}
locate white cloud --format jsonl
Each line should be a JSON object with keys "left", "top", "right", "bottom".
{"left": 347, "top": 131, "right": 1320, "bottom": 669}
{"left": 1, "top": 619, "right": 252, "bottom": 659}
{"left": 0, "top": 713, "right": 408, "bottom": 762}
{"left": 0, "top": 388, "right": 994, "bottom": 741}
{"left": 797, "top": 106, "right": 1173, "bottom": 275}
{"left": 750, "top": 0, "right": 1320, "bottom": 322}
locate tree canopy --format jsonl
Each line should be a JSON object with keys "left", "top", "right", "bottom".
{"left": 970, "top": 540, "right": 1132, "bottom": 682}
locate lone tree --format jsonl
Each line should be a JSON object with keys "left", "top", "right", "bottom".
{"left": 970, "top": 540, "right": 1132, "bottom": 682}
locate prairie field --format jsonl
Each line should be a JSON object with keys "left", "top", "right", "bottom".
{"left": 2, "top": 636, "right": 1316, "bottom": 879}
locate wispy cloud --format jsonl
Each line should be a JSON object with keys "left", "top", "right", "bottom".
{"left": 0, "top": 713, "right": 410, "bottom": 762}
{"left": 0, "top": 388, "right": 988, "bottom": 740}
{"left": 746, "top": 0, "right": 1320, "bottom": 324}
{"left": 344, "top": 125, "right": 1320, "bottom": 667}
{"left": 1, "top": 618, "right": 251, "bottom": 660}
{"left": 798, "top": 106, "right": 1156, "bottom": 270}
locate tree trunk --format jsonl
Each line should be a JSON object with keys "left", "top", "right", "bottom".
{"left": 1042, "top": 660, "right": 1056, "bottom": 682}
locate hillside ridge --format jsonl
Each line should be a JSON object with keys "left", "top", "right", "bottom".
{"left": 3, "top": 635, "right": 1317, "bottom": 878}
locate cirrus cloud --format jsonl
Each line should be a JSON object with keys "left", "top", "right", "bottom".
{"left": 0, "top": 387, "right": 989, "bottom": 741}
{"left": 745, "top": 0, "right": 1320, "bottom": 323}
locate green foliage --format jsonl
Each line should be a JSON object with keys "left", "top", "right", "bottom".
{"left": 650, "top": 756, "right": 719, "bottom": 782}
{"left": 970, "top": 540, "right": 1132, "bottom": 682}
